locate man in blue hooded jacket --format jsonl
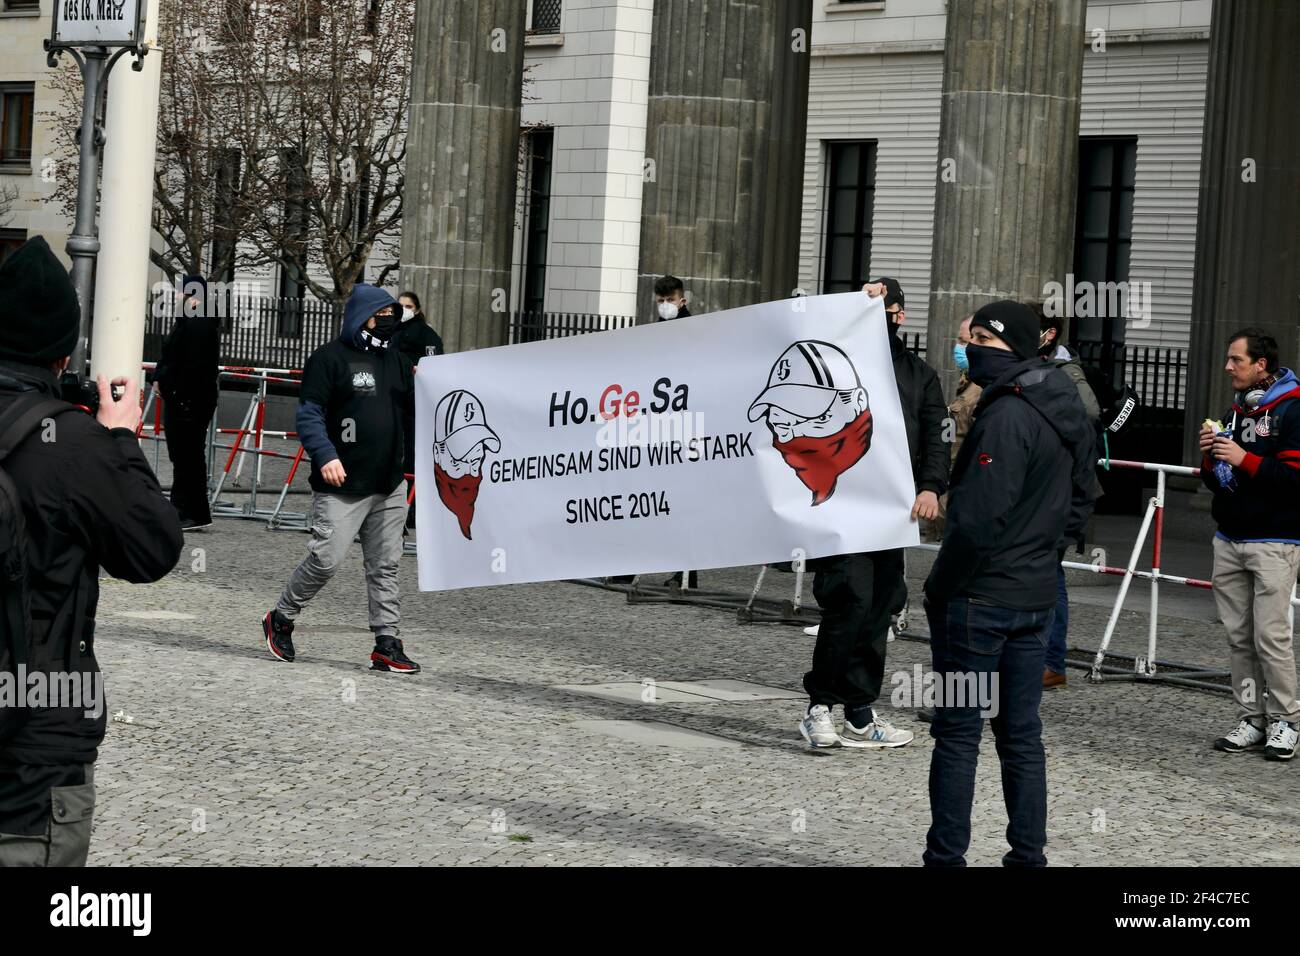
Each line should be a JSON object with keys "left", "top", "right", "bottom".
{"left": 262, "top": 284, "right": 420, "bottom": 673}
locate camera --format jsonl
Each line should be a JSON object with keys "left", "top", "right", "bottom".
{"left": 60, "top": 371, "right": 100, "bottom": 416}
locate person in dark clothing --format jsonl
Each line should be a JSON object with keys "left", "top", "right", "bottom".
{"left": 798, "top": 277, "right": 949, "bottom": 750}
{"left": 922, "top": 300, "right": 1095, "bottom": 868}
{"left": 150, "top": 275, "right": 221, "bottom": 530}
{"left": 0, "top": 237, "right": 183, "bottom": 866}
{"left": 262, "top": 284, "right": 421, "bottom": 674}
{"left": 652, "top": 274, "right": 696, "bottom": 588}
{"left": 653, "top": 274, "right": 691, "bottom": 323}
{"left": 393, "top": 291, "right": 443, "bottom": 530}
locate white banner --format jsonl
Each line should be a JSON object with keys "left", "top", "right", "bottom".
{"left": 52, "top": 0, "right": 144, "bottom": 45}
{"left": 415, "top": 293, "right": 918, "bottom": 591}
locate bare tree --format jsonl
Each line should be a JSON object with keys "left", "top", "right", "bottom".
{"left": 44, "top": 0, "right": 416, "bottom": 301}
{"left": 229, "top": 0, "right": 414, "bottom": 301}
{"left": 0, "top": 183, "right": 17, "bottom": 227}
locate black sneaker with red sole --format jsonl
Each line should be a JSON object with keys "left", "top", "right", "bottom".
{"left": 370, "top": 636, "right": 420, "bottom": 674}
{"left": 263, "top": 610, "right": 296, "bottom": 663}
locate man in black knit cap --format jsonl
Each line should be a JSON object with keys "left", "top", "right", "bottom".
{"left": 921, "top": 299, "right": 1095, "bottom": 868}
{"left": 0, "top": 237, "right": 182, "bottom": 866}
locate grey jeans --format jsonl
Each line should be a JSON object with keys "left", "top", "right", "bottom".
{"left": 276, "top": 485, "right": 407, "bottom": 636}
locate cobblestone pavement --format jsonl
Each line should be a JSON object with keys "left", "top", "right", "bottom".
{"left": 86, "top": 502, "right": 1298, "bottom": 866}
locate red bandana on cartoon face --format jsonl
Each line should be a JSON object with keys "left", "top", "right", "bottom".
{"left": 434, "top": 463, "right": 483, "bottom": 539}
{"left": 771, "top": 408, "right": 873, "bottom": 505}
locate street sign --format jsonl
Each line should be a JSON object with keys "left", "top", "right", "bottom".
{"left": 49, "top": 0, "right": 147, "bottom": 48}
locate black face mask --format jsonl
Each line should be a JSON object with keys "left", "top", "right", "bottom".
{"left": 965, "top": 343, "right": 1022, "bottom": 387}
{"left": 370, "top": 311, "right": 400, "bottom": 340}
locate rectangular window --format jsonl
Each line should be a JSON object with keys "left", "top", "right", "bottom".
{"left": 0, "top": 228, "right": 26, "bottom": 267}
{"left": 0, "top": 85, "right": 35, "bottom": 169}
{"left": 821, "top": 141, "right": 876, "bottom": 294}
{"left": 529, "top": 0, "right": 562, "bottom": 35}
{"left": 209, "top": 149, "right": 241, "bottom": 323}
{"left": 292, "top": 0, "right": 323, "bottom": 39}
{"left": 2, "top": 1, "right": 42, "bottom": 10}
{"left": 1072, "top": 136, "right": 1137, "bottom": 396}
{"left": 223, "top": 0, "right": 253, "bottom": 41}
{"left": 521, "top": 128, "right": 554, "bottom": 317}
{"left": 278, "top": 150, "right": 309, "bottom": 335}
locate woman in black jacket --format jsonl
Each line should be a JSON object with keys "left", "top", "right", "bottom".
{"left": 393, "top": 291, "right": 444, "bottom": 528}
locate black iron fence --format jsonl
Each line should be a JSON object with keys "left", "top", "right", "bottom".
{"left": 144, "top": 295, "right": 343, "bottom": 371}
{"left": 509, "top": 311, "right": 636, "bottom": 343}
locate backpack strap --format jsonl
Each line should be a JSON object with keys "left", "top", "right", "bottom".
{"left": 0, "top": 393, "right": 77, "bottom": 464}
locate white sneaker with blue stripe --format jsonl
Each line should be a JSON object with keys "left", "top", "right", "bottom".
{"left": 839, "top": 713, "right": 914, "bottom": 748}
{"left": 799, "top": 704, "right": 840, "bottom": 748}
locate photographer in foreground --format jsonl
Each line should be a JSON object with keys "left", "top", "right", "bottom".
{"left": 0, "top": 237, "right": 183, "bottom": 866}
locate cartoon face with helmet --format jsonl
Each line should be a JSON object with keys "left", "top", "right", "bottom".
{"left": 432, "top": 390, "right": 500, "bottom": 539}
{"left": 748, "top": 341, "right": 873, "bottom": 505}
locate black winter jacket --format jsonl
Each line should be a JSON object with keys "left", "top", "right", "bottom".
{"left": 0, "top": 361, "right": 183, "bottom": 766}
{"left": 1200, "top": 373, "right": 1300, "bottom": 541}
{"left": 151, "top": 313, "right": 220, "bottom": 411}
{"left": 890, "top": 332, "right": 949, "bottom": 495}
{"left": 393, "top": 314, "right": 444, "bottom": 367}
{"left": 925, "top": 357, "right": 1096, "bottom": 610}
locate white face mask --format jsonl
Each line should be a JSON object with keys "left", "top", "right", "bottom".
{"left": 657, "top": 301, "right": 679, "bottom": 321}
{"left": 401, "top": 307, "right": 415, "bottom": 321}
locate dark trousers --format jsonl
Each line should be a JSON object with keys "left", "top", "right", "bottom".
{"left": 1045, "top": 565, "right": 1069, "bottom": 674}
{"left": 804, "top": 549, "right": 905, "bottom": 712}
{"left": 163, "top": 402, "right": 214, "bottom": 525}
{"left": 403, "top": 414, "right": 416, "bottom": 529}
{"left": 0, "top": 761, "right": 95, "bottom": 867}
{"left": 923, "top": 596, "right": 1053, "bottom": 867}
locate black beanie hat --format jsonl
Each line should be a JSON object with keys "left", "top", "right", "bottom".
{"left": 871, "top": 276, "right": 905, "bottom": 310}
{"left": 970, "top": 300, "right": 1040, "bottom": 360}
{"left": 0, "top": 236, "right": 80, "bottom": 365}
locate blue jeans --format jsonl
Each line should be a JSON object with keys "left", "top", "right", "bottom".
{"left": 923, "top": 596, "right": 1053, "bottom": 867}
{"left": 1045, "top": 565, "right": 1069, "bottom": 675}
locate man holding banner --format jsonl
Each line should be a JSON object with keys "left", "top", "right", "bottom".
{"left": 793, "top": 278, "right": 949, "bottom": 750}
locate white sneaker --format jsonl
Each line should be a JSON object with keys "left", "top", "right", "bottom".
{"left": 895, "top": 605, "right": 909, "bottom": 633}
{"left": 799, "top": 704, "right": 839, "bottom": 748}
{"left": 1263, "top": 720, "right": 1298, "bottom": 761}
{"left": 1213, "top": 719, "right": 1267, "bottom": 753}
{"left": 839, "top": 713, "right": 914, "bottom": 748}
{"left": 887, "top": 626, "right": 897, "bottom": 643}
{"left": 803, "top": 624, "right": 820, "bottom": 637}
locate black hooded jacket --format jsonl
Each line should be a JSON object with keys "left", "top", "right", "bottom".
{"left": 925, "top": 357, "right": 1096, "bottom": 610}
{"left": 0, "top": 361, "right": 183, "bottom": 766}
{"left": 152, "top": 312, "right": 220, "bottom": 411}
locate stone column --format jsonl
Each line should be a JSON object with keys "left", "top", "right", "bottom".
{"left": 1182, "top": 0, "right": 1300, "bottom": 464}
{"left": 636, "top": 0, "right": 813, "bottom": 319}
{"left": 924, "top": 0, "right": 1087, "bottom": 394}
{"left": 400, "top": 1, "right": 526, "bottom": 352}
